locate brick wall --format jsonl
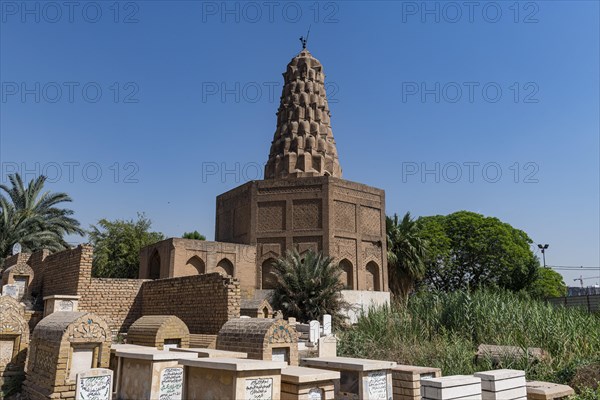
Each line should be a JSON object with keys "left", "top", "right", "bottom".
{"left": 79, "top": 278, "right": 146, "bottom": 334}
{"left": 141, "top": 273, "right": 240, "bottom": 334}
{"left": 37, "top": 246, "right": 86, "bottom": 297}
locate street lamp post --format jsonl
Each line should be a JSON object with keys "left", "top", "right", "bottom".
{"left": 537, "top": 244, "right": 549, "bottom": 268}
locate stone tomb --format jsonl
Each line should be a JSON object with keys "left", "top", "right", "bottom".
{"left": 420, "top": 375, "right": 482, "bottom": 400}
{"left": 217, "top": 318, "right": 299, "bottom": 365}
{"left": 22, "top": 312, "right": 112, "bottom": 400}
{"left": 180, "top": 357, "right": 288, "bottom": 400}
{"left": 0, "top": 296, "right": 29, "bottom": 395}
{"left": 127, "top": 315, "right": 190, "bottom": 350}
{"left": 301, "top": 356, "right": 397, "bottom": 400}
{"left": 43, "top": 295, "right": 80, "bottom": 317}
{"left": 391, "top": 365, "right": 442, "bottom": 400}
{"left": 1, "top": 260, "right": 34, "bottom": 301}
{"left": 169, "top": 347, "right": 248, "bottom": 359}
{"left": 113, "top": 346, "right": 197, "bottom": 400}
{"left": 474, "top": 369, "right": 526, "bottom": 400}
{"left": 525, "top": 381, "right": 575, "bottom": 400}
{"left": 75, "top": 368, "right": 113, "bottom": 400}
{"left": 281, "top": 366, "right": 340, "bottom": 400}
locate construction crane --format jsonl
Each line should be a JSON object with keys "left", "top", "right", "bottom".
{"left": 573, "top": 276, "right": 600, "bottom": 288}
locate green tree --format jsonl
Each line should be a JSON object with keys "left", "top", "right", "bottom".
{"left": 417, "top": 211, "right": 539, "bottom": 292}
{"left": 0, "top": 173, "right": 83, "bottom": 266}
{"left": 270, "top": 250, "right": 346, "bottom": 324}
{"left": 529, "top": 267, "right": 567, "bottom": 298}
{"left": 88, "top": 213, "right": 164, "bottom": 278}
{"left": 386, "top": 212, "right": 428, "bottom": 299}
{"left": 182, "top": 231, "right": 206, "bottom": 240}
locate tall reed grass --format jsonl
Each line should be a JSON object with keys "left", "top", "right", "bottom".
{"left": 338, "top": 289, "right": 600, "bottom": 385}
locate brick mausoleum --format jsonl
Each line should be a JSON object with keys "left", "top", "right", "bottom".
{"left": 139, "top": 48, "right": 389, "bottom": 301}
{"left": 0, "top": 48, "right": 390, "bottom": 395}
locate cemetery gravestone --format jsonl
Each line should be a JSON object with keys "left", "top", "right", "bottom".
{"left": 367, "top": 370, "right": 388, "bottom": 400}
{"left": 322, "top": 315, "right": 332, "bottom": 336}
{"left": 159, "top": 367, "right": 184, "bottom": 400}
{"left": 2, "top": 284, "right": 18, "bottom": 299}
{"left": 309, "top": 321, "right": 320, "bottom": 345}
{"left": 245, "top": 377, "right": 274, "bottom": 399}
{"left": 76, "top": 368, "right": 113, "bottom": 400}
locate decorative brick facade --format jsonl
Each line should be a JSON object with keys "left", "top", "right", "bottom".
{"left": 216, "top": 176, "right": 388, "bottom": 292}
{"left": 22, "top": 312, "right": 112, "bottom": 400}
{"left": 0, "top": 296, "right": 29, "bottom": 395}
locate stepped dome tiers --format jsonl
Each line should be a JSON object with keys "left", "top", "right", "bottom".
{"left": 264, "top": 49, "right": 342, "bottom": 179}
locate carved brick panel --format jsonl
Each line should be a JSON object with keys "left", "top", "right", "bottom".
{"left": 257, "top": 201, "right": 286, "bottom": 232}
{"left": 293, "top": 199, "right": 322, "bottom": 230}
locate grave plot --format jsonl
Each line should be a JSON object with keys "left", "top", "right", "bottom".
{"left": 300, "top": 356, "right": 397, "bottom": 400}
{"left": 420, "top": 375, "right": 482, "bottom": 400}
{"left": 22, "top": 311, "right": 112, "bottom": 400}
{"left": 217, "top": 318, "right": 299, "bottom": 365}
{"left": 43, "top": 295, "right": 80, "bottom": 317}
{"left": 474, "top": 369, "right": 526, "bottom": 400}
{"left": 113, "top": 347, "right": 197, "bottom": 400}
{"left": 525, "top": 381, "right": 575, "bottom": 400}
{"left": 280, "top": 366, "right": 340, "bottom": 400}
{"left": 169, "top": 347, "right": 248, "bottom": 359}
{"left": 127, "top": 315, "right": 190, "bottom": 350}
{"left": 391, "top": 365, "right": 442, "bottom": 400}
{"left": 0, "top": 296, "right": 29, "bottom": 395}
{"left": 179, "top": 357, "right": 287, "bottom": 400}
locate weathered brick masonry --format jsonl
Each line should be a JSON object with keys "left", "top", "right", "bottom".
{"left": 20, "top": 246, "right": 241, "bottom": 336}
{"left": 141, "top": 273, "right": 241, "bottom": 334}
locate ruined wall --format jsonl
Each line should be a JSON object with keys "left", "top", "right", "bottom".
{"left": 141, "top": 273, "right": 240, "bottom": 335}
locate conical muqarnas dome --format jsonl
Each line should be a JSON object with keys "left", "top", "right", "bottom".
{"left": 264, "top": 49, "right": 342, "bottom": 179}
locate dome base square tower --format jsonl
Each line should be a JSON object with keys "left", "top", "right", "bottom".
{"left": 215, "top": 48, "right": 388, "bottom": 294}
{"left": 215, "top": 177, "right": 387, "bottom": 293}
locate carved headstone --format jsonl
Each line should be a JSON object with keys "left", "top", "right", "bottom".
{"left": 159, "top": 367, "right": 184, "bottom": 400}
{"left": 322, "top": 314, "right": 332, "bottom": 335}
{"left": 75, "top": 368, "right": 113, "bottom": 400}
{"left": 2, "top": 284, "right": 18, "bottom": 299}
{"left": 309, "top": 320, "right": 320, "bottom": 344}
{"left": 245, "top": 377, "right": 273, "bottom": 400}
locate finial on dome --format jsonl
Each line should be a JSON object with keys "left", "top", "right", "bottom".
{"left": 299, "top": 25, "right": 311, "bottom": 50}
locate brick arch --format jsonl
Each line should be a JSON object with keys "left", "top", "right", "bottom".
{"left": 261, "top": 258, "right": 278, "bottom": 290}
{"left": 183, "top": 255, "right": 206, "bottom": 275}
{"left": 366, "top": 261, "right": 381, "bottom": 291}
{"left": 338, "top": 258, "right": 354, "bottom": 290}
{"left": 149, "top": 249, "right": 161, "bottom": 279}
{"left": 215, "top": 258, "right": 234, "bottom": 277}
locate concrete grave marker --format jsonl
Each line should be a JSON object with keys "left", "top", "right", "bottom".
{"left": 2, "top": 284, "right": 18, "bottom": 299}
{"left": 159, "top": 367, "right": 184, "bottom": 400}
{"left": 308, "top": 388, "right": 323, "bottom": 400}
{"left": 322, "top": 314, "right": 332, "bottom": 335}
{"left": 309, "top": 320, "right": 320, "bottom": 344}
{"left": 245, "top": 377, "right": 274, "bottom": 400}
{"left": 75, "top": 368, "right": 113, "bottom": 400}
{"left": 58, "top": 300, "right": 74, "bottom": 311}
{"left": 367, "top": 370, "right": 388, "bottom": 400}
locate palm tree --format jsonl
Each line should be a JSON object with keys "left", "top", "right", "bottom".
{"left": 386, "top": 212, "right": 428, "bottom": 299}
{"left": 0, "top": 173, "right": 83, "bottom": 265}
{"left": 270, "top": 250, "right": 346, "bottom": 324}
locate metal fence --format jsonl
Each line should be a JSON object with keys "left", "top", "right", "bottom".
{"left": 547, "top": 294, "right": 600, "bottom": 313}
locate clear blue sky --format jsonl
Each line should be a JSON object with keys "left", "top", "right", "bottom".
{"left": 1, "top": 1, "right": 598, "bottom": 286}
